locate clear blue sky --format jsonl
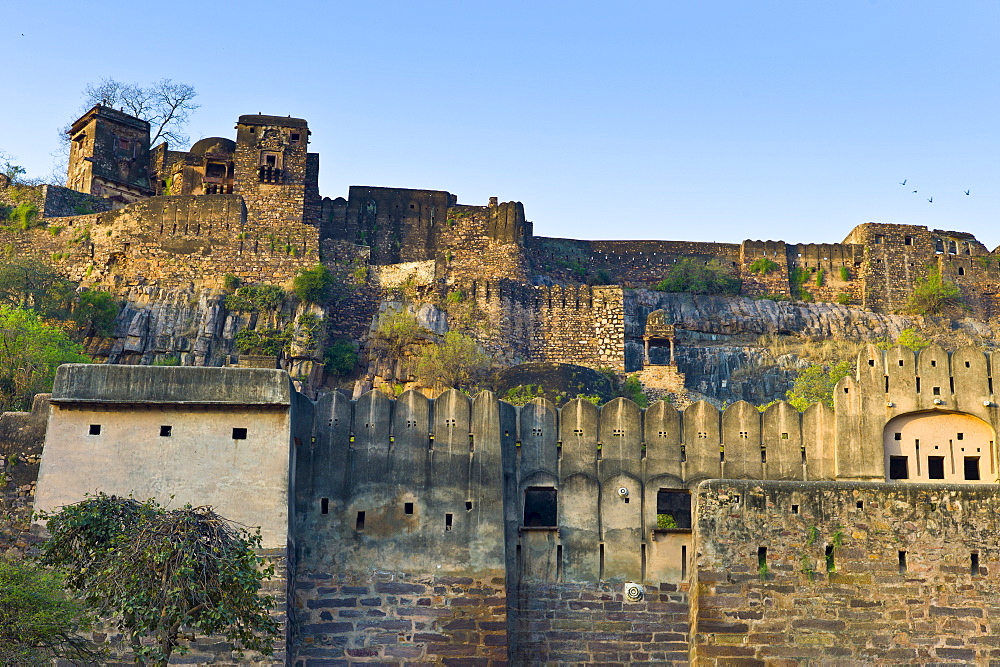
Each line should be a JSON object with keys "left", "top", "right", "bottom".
{"left": 3, "top": 1, "right": 997, "bottom": 247}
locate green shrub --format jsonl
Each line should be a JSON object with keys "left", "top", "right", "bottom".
{"left": 503, "top": 384, "right": 544, "bottom": 406}
{"left": 323, "top": 338, "right": 358, "bottom": 376}
{"left": 446, "top": 289, "right": 465, "bottom": 304}
{"left": 223, "top": 274, "right": 241, "bottom": 291}
{"left": 786, "top": 361, "right": 854, "bottom": 411}
{"left": 292, "top": 264, "right": 334, "bottom": 303}
{"left": 896, "top": 328, "right": 930, "bottom": 351}
{"left": 905, "top": 268, "right": 964, "bottom": 315}
{"left": 73, "top": 289, "right": 120, "bottom": 337}
{"left": 656, "top": 513, "right": 678, "bottom": 530}
{"left": 224, "top": 284, "right": 285, "bottom": 311}
{"left": 234, "top": 327, "right": 291, "bottom": 356}
{"left": 8, "top": 203, "right": 40, "bottom": 230}
{"left": 654, "top": 259, "right": 740, "bottom": 295}
{"left": 836, "top": 293, "right": 850, "bottom": 305}
{"left": 73, "top": 203, "right": 95, "bottom": 215}
{"left": 814, "top": 268, "right": 825, "bottom": 287}
{"left": 839, "top": 266, "right": 850, "bottom": 281}
{"left": 748, "top": 257, "right": 780, "bottom": 275}
{"left": 622, "top": 375, "right": 649, "bottom": 408}
{"left": 151, "top": 355, "right": 181, "bottom": 366}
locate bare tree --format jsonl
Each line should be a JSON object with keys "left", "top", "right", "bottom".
{"left": 80, "top": 78, "right": 199, "bottom": 147}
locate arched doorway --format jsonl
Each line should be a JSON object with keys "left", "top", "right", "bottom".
{"left": 883, "top": 411, "right": 996, "bottom": 483}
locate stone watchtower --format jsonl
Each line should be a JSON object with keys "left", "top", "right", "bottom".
{"left": 233, "top": 114, "right": 311, "bottom": 227}
{"left": 66, "top": 105, "right": 153, "bottom": 204}
{"left": 635, "top": 309, "right": 689, "bottom": 405}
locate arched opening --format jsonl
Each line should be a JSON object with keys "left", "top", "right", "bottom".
{"left": 883, "top": 411, "right": 996, "bottom": 483}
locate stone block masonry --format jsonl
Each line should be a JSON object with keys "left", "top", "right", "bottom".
{"left": 293, "top": 572, "right": 507, "bottom": 665}
{"left": 693, "top": 480, "right": 1000, "bottom": 664}
{"left": 511, "top": 581, "right": 690, "bottom": 664}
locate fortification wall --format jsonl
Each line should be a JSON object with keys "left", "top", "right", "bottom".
{"left": 0, "top": 194, "right": 319, "bottom": 290}
{"left": 693, "top": 480, "right": 1000, "bottom": 664}
{"left": 0, "top": 394, "right": 49, "bottom": 556}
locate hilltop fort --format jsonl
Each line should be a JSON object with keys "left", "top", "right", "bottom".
{"left": 2, "top": 106, "right": 1000, "bottom": 664}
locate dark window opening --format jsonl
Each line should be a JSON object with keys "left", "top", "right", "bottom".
{"left": 656, "top": 490, "right": 692, "bottom": 530}
{"left": 869, "top": 359, "right": 875, "bottom": 366}
{"left": 965, "top": 457, "right": 981, "bottom": 480}
{"left": 445, "top": 513, "right": 454, "bottom": 531}
{"left": 320, "top": 498, "right": 329, "bottom": 515}
{"left": 232, "top": 427, "right": 248, "bottom": 440}
{"left": 466, "top": 501, "right": 473, "bottom": 511}
{"left": 791, "top": 504, "right": 799, "bottom": 514}
{"left": 957, "top": 432, "right": 964, "bottom": 440}
{"left": 523, "top": 487, "right": 557, "bottom": 527}
{"left": 160, "top": 425, "right": 172, "bottom": 437}
{"left": 928, "top": 456, "right": 945, "bottom": 479}
{"left": 265, "top": 154, "right": 277, "bottom": 166}
{"left": 898, "top": 550, "right": 907, "bottom": 573}
{"left": 894, "top": 432, "right": 902, "bottom": 440}
{"left": 290, "top": 132, "right": 301, "bottom": 144}
{"left": 904, "top": 236, "right": 913, "bottom": 246}
{"left": 826, "top": 544, "right": 835, "bottom": 572}
{"left": 856, "top": 501, "right": 864, "bottom": 509}
{"left": 874, "top": 235, "right": 884, "bottom": 244}
{"left": 889, "top": 456, "right": 909, "bottom": 479}
{"left": 88, "top": 424, "right": 101, "bottom": 435}
{"left": 356, "top": 511, "right": 365, "bottom": 531}
{"left": 404, "top": 502, "right": 414, "bottom": 515}
{"left": 972, "top": 552, "right": 981, "bottom": 576}
{"left": 758, "top": 546, "right": 767, "bottom": 569}
{"left": 958, "top": 266, "right": 965, "bottom": 276}
{"left": 781, "top": 432, "right": 788, "bottom": 439}
{"left": 966, "top": 361, "right": 971, "bottom": 368}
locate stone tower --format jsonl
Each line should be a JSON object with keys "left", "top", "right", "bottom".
{"left": 233, "top": 114, "right": 310, "bottom": 227}
{"left": 66, "top": 105, "right": 153, "bottom": 203}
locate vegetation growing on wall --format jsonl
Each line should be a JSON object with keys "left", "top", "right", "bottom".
{"left": 234, "top": 327, "right": 292, "bottom": 356}
{"left": 748, "top": 257, "right": 780, "bottom": 275}
{"left": 654, "top": 258, "right": 740, "bottom": 295}
{"left": 784, "top": 360, "right": 854, "bottom": 411}
{"left": 905, "top": 268, "right": 964, "bottom": 315}
{"left": 38, "top": 493, "right": 279, "bottom": 666}
{"left": 292, "top": 264, "right": 334, "bottom": 303}
{"left": 324, "top": 338, "right": 359, "bottom": 376}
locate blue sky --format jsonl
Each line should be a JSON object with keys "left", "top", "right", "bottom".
{"left": 3, "top": 1, "right": 997, "bottom": 247}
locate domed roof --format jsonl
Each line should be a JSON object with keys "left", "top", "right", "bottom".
{"left": 189, "top": 137, "right": 236, "bottom": 156}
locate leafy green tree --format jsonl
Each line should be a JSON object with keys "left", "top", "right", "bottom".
{"left": 0, "top": 259, "right": 76, "bottom": 320}
{"left": 906, "top": 268, "right": 964, "bottom": 315}
{"left": 38, "top": 494, "right": 280, "bottom": 666}
{"left": 654, "top": 258, "right": 741, "bottom": 295}
{"left": 370, "top": 310, "right": 423, "bottom": 367}
{"left": 621, "top": 375, "right": 650, "bottom": 408}
{"left": 224, "top": 284, "right": 285, "bottom": 311}
{"left": 414, "top": 330, "right": 494, "bottom": 390}
{"left": 324, "top": 338, "right": 358, "bottom": 376}
{"left": 72, "top": 289, "right": 120, "bottom": 337}
{"left": 0, "top": 556, "right": 100, "bottom": 665}
{"left": 292, "top": 264, "right": 335, "bottom": 303}
{"left": 785, "top": 361, "right": 854, "bottom": 411}
{"left": 0, "top": 305, "right": 90, "bottom": 411}
{"left": 748, "top": 257, "right": 780, "bottom": 275}
{"left": 895, "top": 328, "right": 930, "bottom": 351}
{"left": 234, "top": 326, "right": 292, "bottom": 356}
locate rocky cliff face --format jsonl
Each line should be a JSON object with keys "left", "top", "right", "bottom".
{"left": 626, "top": 291, "right": 999, "bottom": 405}
{"left": 82, "top": 286, "right": 326, "bottom": 389}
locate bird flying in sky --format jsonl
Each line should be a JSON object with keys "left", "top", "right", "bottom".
{"left": 965, "top": 190, "right": 970, "bottom": 196}
{"left": 927, "top": 197, "right": 933, "bottom": 203}
{"left": 900, "top": 179, "right": 907, "bottom": 185}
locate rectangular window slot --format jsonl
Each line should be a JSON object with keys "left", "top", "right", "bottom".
{"left": 966, "top": 361, "right": 971, "bottom": 368}
{"left": 972, "top": 552, "right": 981, "bottom": 576}
{"left": 321, "top": 498, "right": 329, "bottom": 515}
{"left": 681, "top": 545, "right": 688, "bottom": 579}
{"left": 88, "top": 424, "right": 101, "bottom": 435}
{"left": 791, "top": 504, "right": 799, "bottom": 514}
{"left": 781, "top": 432, "right": 788, "bottom": 439}
{"left": 931, "top": 360, "right": 937, "bottom": 367}
{"left": 356, "top": 511, "right": 366, "bottom": 531}
{"left": 758, "top": 546, "right": 767, "bottom": 570}
{"left": 232, "top": 427, "right": 248, "bottom": 440}
{"left": 557, "top": 544, "right": 563, "bottom": 581}
{"left": 889, "top": 456, "right": 909, "bottom": 479}
{"left": 159, "top": 425, "right": 172, "bottom": 437}
{"left": 898, "top": 550, "right": 907, "bottom": 573}
{"left": 868, "top": 359, "right": 875, "bottom": 366}
{"left": 928, "top": 456, "right": 945, "bottom": 479}
{"left": 599, "top": 543, "right": 605, "bottom": 580}
{"left": 465, "top": 501, "right": 473, "bottom": 511}
{"left": 826, "top": 544, "right": 835, "bottom": 572}
{"left": 445, "top": 513, "right": 453, "bottom": 531}
{"left": 965, "top": 457, "right": 981, "bottom": 480}
{"left": 916, "top": 378, "right": 921, "bottom": 393}
{"left": 899, "top": 359, "right": 904, "bottom": 366}
{"left": 469, "top": 433, "right": 475, "bottom": 452}
{"left": 894, "top": 432, "right": 902, "bottom": 440}
{"left": 856, "top": 501, "right": 864, "bottom": 509}
{"left": 957, "top": 433, "right": 964, "bottom": 440}
{"left": 933, "top": 387, "right": 941, "bottom": 396}
{"left": 404, "top": 502, "right": 414, "bottom": 515}
{"left": 524, "top": 487, "right": 558, "bottom": 527}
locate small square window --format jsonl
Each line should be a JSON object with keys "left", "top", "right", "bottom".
{"left": 404, "top": 502, "right": 414, "bottom": 515}
{"left": 904, "top": 236, "right": 913, "bottom": 246}
{"left": 160, "top": 425, "right": 172, "bottom": 437}
{"left": 88, "top": 424, "right": 101, "bottom": 435}
{"left": 232, "top": 427, "right": 248, "bottom": 440}
{"left": 894, "top": 432, "right": 902, "bottom": 440}
{"left": 290, "top": 132, "right": 301, "bottom": 144}
{"left": 957, "top": 433, "right": 964, "bottom": 440}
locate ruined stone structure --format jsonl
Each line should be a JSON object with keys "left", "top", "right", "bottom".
{"left": 20, "top": 343, "right": 1000, "bottom": 663}
{"left": 4, "top": 104, "right": 1000, "bottom": 388}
